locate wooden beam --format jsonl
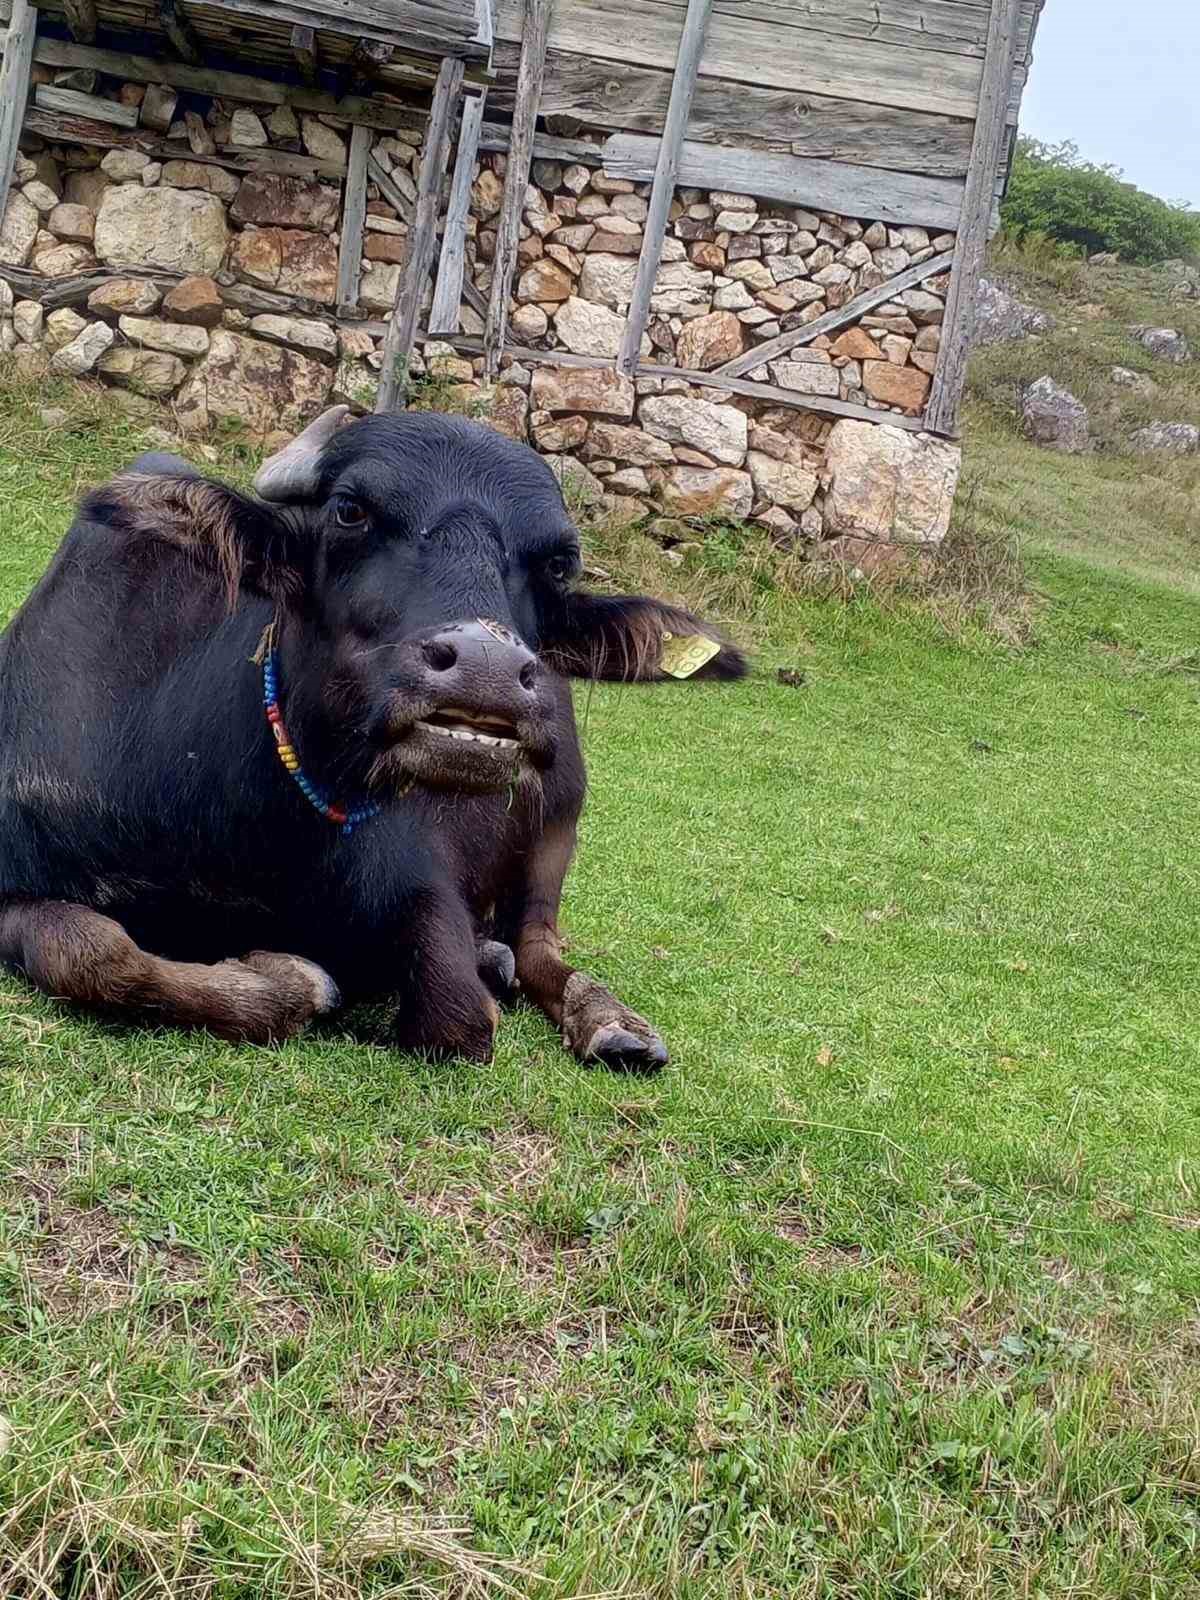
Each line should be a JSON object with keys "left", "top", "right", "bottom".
{"left": 9, "top": 31, "right": 428, "bottom": 133}
{"left": 336, "top": 123, "right": 372, "bottom": 314}
{"left": 638, "top": 362, "right": 929, "bottom": 429}
{"left": 926, "top": 0, "right": 1023, "bottom": 436}
{"left": 22, "top": 105, "right": 347, "bottom": 178}
{"left": 617, "top": 0, "right": 711, "bottom": 377}
{"left": 429, "top": 90, "right": 486, "bottom": 335}
{"left": 290, "top": 24, "right": 318, "bottom": 84}
{"left": 714, "top": 251, "right": 956, "bottom": 380}
{"left": 377, "top": 54, "right": 465, "bottom": 412}
{"left": 60, "top": 0, "right": 97, "bottom": 44}
{"left": 492, "top": 0, "right": 1029, "bottom": 119}
{"left": 159, "top": 0, "right": 203, "bottom": 65}
{"left": 478, "top": 119, "right": 603, "bottom": 166}
{"left": 488, "top": 43, "right": 978, "bottom": 177}
{"left": 0, "top": 0, "right": 35, "bottom": 213}
{"left": 482, "top": 0, "right": 550, "bottom": 381}
{"left": 33, "top": 83, "right": 140, "bottom": 127}
{"left": 603, "top": 134, "right": 966, "bottom": 233}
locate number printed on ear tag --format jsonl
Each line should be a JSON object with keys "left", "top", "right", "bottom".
{"left": 660, "top": 630, "right": 721, "bottom": 678}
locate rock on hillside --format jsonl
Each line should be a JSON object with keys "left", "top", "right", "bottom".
{"left": 974, "top": 278, "right": 1055, "bottom": 345}
{"left": 1021, "top": 376, "right": 1089, "bottom": 453}
{"left": 1129, "top": 422, "right": 1200, "bottom": 456}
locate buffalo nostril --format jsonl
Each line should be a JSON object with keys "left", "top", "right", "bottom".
{"left": 518, "top": 661, "right": 537, "bottom": 692}
{"left": 423, "top": 638, "right": 458, "bottom": 672}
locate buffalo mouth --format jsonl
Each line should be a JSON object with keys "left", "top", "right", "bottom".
{"left": 373, "top": 704, "right": 551, "bottom": 795}
{"left": 413, "top": 707, "right": 521, "bottom": 750}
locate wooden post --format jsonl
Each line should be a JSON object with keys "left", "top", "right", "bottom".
{"left": 429, "top": 90, "right": 486, "bottom": 335}
{"left": 481, "top": 0, "right": 549, "bottom": 381}
{"left": 0, "top": 0, "right": 36, "bottom": 211}
{"left": 159, "top": 0, "right": 203, "bottom": 65}
{"left": 925, "top": 0, "right": 1023, "bottom": 436}
{"left": 61, "top": 0, "right": 97, "bottom": 43}
{"left": 616, "top": 0, "right": 711, "bottom": 377}
{"left": 376, "top": 55, "right": 465, "bottom": 413}
{"left": 290, "top": 25, "right": 318, "bottom": 85}
{"left": 336, "top": 123, "right": 372, "bottom": 314}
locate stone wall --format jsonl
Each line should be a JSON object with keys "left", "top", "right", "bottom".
{"left": 0, "top": 67, "right": 962, "bottom": 545}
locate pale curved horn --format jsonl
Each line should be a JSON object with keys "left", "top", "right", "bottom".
{"left": 253, "top": 405, "right": 351, "bottom": 501}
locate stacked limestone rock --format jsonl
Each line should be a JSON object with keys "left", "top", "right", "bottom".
{"left": 0, "top": 67, "right": 961, "bottom": 542}
{"left": 468, "top": 154, "right": 952, "bottom": 418}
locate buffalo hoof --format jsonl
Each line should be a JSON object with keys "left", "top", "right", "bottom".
{"left": 476, "top": 938, "right": 517, "bottom": 1000}
{"left": 583, "top": 1021, "right": 670, "bottom": 1073}
{"left": 560, "top": 971, "right": 669, "bottom": 1073}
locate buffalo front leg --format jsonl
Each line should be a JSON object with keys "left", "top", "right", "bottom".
{"left": 0, "top": 900, "right": 339, "bottom": 1043}
{"left": 388, "top": 893, "right": 501, "bottom": 1063}
{"left": 507, "top": 822, "right": 668, "bottom": 1071}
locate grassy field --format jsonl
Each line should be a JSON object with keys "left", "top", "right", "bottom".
{"left": 0, "top": 276, "right": 1199, "bottom": 1600}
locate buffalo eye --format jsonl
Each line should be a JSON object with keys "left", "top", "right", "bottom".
{"left": 333, "top": 494, "right": 368, "bottom": 529}
{"left": 544, "top": 553, "right": 574, "bottom": 584}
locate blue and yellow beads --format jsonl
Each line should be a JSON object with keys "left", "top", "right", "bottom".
{"left": 263, "top": 650, "right": 381, "bottom": 837}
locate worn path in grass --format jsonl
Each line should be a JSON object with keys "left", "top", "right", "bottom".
{"left": 0, "top": 379, "right": 1198, "bottom": 1597}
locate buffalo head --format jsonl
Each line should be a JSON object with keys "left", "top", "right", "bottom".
{"left": 99, "top": 408, "right": 746, "bottom": 798}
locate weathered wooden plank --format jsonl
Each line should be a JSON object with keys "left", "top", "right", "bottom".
{"left": 494, "top": 0, "right": 987, "bottom": 118}
{"left": 430, "top": 90, "right": 486, "bottom": 335}
{"left": 617, "top": 0, "right": 712, "bottom": 376}
{"left": 488, "top": 43, "right": 977, "bottom": 175}
{"left": 478, "top": 119, "right": 604, "bottom": 165}
{"left": 34, "top": 83, "right": 141, "bottom": 126}
{"left": 377, "top": 55, "right": 465, "bottom": 411}
{"left": 665, "top": 0, "right": 1039, "bottom": 62}
{"left": 926, "top": 0, "right": 1022, "bottom": 435}
{"left": 638, "top": 361, "right": 929, "bottom": 427}
{"left": 604, "top": 133, "right": 965, "bottom": 230}
{"left": 182, "top": 0, "right": 480, "bottom": 61}
{"left": 714, "top": 250, "right": 955, "bottom": 379}
{"left": 159, "top": 0, "right": 203, "bottom": 64}
{"left": 483, "top": 0, "right": 550, "bottom": 380}
{"left": 472, "top": 0, "right": 493, "bottom": 50}
{"left": 290, "top": 22, "right": 317, "bottom": 83}
{"left": 0, "top": 261, "right": 337, "bottom": 320}
{"left": 336, "top": 123, "right": 372, "bottom": 313}
{"left": 15, "top": 32, "right": 430, "bottom": 132}
{"left": 219, "top": 0, "right": 481, "bottom": 44}
{"left": 61, "top": 0, "right": 98, "bottom": 43}
{"left": 0, "top": 0, "right": 34, "bottom": 215}
{"left": 22, "top": 105, "right": 348, "bottom": 177}
{"left": 367, "top": 152, "right": 415, "bottom": 222}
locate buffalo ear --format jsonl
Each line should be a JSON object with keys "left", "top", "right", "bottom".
{"left": 541, "top": 591, "right": 748, "bottom": 682}
{"left": 86, "top": 472, "right": 307, "bottom": 605}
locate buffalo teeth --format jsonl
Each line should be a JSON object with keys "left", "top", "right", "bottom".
{"left": 418, "top": 720, "right": 517, "bottom": 750}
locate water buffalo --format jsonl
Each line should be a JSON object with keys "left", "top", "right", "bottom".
{"left": 0, "top": 407, "right": 744, "bottom": 1067}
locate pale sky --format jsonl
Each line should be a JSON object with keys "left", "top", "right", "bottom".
{"left": 1019, "top": 0, "right": 1199, "bottom": 210}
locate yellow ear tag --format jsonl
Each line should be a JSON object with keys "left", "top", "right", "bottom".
{"left": 659, "top": 630, "right": 720, "bottom": 679}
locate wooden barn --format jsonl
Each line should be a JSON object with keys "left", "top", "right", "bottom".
{"left": 0, "top": 0, "right": 1045, "bottom": 539}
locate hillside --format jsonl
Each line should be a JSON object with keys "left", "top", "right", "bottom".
{"left": 963, "top": 247, "right": 1200, "bottom": 596}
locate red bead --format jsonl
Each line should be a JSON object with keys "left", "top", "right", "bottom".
{"left": 328, "top": 808, "right": 347, "bottom": 824}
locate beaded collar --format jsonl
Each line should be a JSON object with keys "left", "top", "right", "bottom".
{"left": 261, "top": 644, "right": 382, "bottom": 838}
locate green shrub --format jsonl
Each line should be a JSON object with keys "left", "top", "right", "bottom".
{"left": 1001, "top": 138, "right": 1200, "bottom": 265}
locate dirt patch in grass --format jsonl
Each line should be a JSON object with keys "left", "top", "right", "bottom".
{"left": 11, "top": 1168, "right": 201, "bottom": 1319}
{"left": 394, "top": 1128, "right": 576, "bottom": 1289}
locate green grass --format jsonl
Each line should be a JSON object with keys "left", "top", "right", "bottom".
{"left": 1, "top": 362, "right": 1199, "bottom": 1599}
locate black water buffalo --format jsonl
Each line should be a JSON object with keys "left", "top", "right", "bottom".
{"left": 0, "top": 407, "right": 745, "bottom": 1067}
